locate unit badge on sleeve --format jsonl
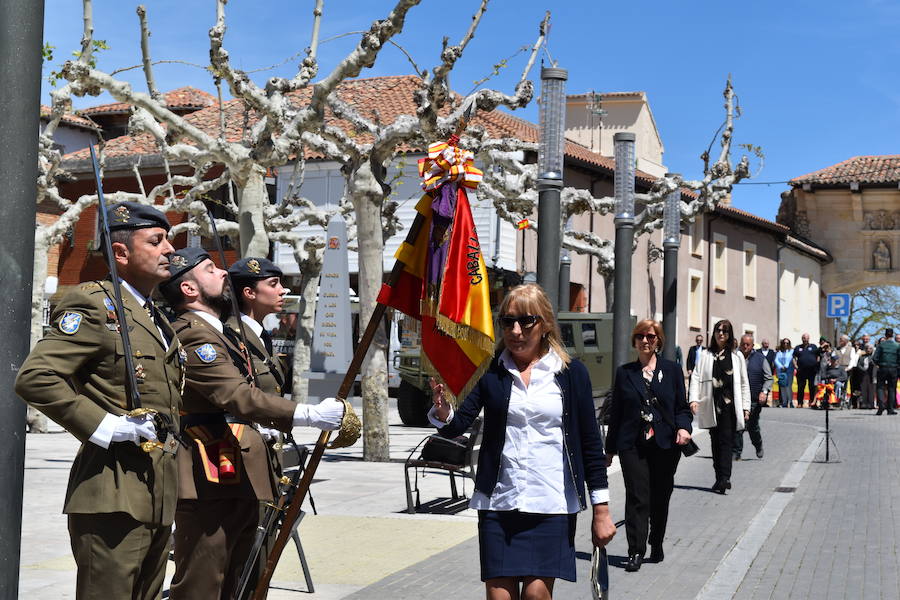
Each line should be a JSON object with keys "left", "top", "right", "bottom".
{"left": 195, "top": 343, "right": 218, "bottom": 363}
{"left": 59, "top": 312, "right": 83, "bottom": 335}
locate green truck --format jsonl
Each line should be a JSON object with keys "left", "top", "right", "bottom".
{"left": 395, "top": 312, "right": 628, "bottom": 426}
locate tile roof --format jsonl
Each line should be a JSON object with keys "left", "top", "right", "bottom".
{"left": 79, "top": 86, "right": 216, "bottom": 116}
{"left": 716, "top": 204, "right": 789, "bottom": 233}
{"left": 790, "top": 155, "right": 900, "bottom": 186}
{"left": 39, "top": 105, "right": 100, "bottom": 131}
{"left": 59, "top": 75, "right": 687, "bottom": 196}
{"left": 567, "top": 91, "right": 644, "bottom": 100}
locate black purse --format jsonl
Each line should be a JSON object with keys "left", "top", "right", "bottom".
{"left": 645, "top": 379, "right": 699, "bottom": 457}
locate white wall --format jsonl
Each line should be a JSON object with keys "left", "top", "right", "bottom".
{"left": 778, "top": 246, "right": 822, "bottom": 343}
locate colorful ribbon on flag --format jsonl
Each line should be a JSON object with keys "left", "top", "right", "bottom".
{"left": 418, "top": 141, "right": 483, "bottom": 192}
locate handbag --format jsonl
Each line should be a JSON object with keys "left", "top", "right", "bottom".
{"left": 420, "top": 434, "right": 468, "bottom": 465}
{"left": 647, "top": 391, "right": 699, "bottom": 457}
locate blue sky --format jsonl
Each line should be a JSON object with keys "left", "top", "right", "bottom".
{"left": 43, "top": 0, "right": 900, "bottom": 221}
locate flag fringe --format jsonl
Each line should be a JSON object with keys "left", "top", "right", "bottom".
{"left": 421, "top": 349, "right": 492, "bottom": 407}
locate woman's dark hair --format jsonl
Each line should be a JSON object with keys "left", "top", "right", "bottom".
{"left": 778, "top": 338, "right": 792, "bottom": 351}
{"left": 708, "top": 319, "right": 737, "bottom": 352}
{"left": 230, "top": 277, "right": 258, "bottom": 311}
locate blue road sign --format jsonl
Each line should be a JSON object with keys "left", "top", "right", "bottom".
{"left": 826, "top": 293, "right": 850, "bottom": 318}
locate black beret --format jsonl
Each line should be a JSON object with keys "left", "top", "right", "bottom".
{"left": 106, "top": 201, "right": 171, "bottom": 232}
{"left": 163, "top": 247, "right": 211, "bottom": 286}
{"left": 228, "top": 257, "right": 282, "bottom": 280}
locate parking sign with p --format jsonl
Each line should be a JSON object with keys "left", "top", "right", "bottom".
{"left": 826, "top": 293, "right": 850, "bottom": 318}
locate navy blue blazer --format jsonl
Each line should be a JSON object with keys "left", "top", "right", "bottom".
{"left": 605, "top": 357, "right": 693, "bottom": 454}
{"left": 437, "top": 354, "right": 608, "bottom": 510}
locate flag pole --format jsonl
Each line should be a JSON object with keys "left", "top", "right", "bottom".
{"left": 251, "top": 211, "right": 426, "bottom": 599}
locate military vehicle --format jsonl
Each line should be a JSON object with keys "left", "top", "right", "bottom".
{"left": 396, "top": 312, "right": 631, "bottom": 426}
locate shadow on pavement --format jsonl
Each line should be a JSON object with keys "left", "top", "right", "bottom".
{"left": 397, "top": 496, "right": 470, "bottom": 515}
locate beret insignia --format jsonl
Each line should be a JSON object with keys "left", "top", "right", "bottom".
{"left": 113, "top": 205, "right": 131, "bottom": 223}
{"left": 59, "top": 312, "right": 83, "bottom": 335}
{"left": 247, "top": 259, "right": 261, "bottom": 274}
{"left": 171, "top": 255, "right": 188, "bottom": 268}
{"left": 195, "top": 343, "right": 217, "bottom": 363}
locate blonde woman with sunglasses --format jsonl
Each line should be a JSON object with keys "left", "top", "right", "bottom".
{"left": 429, "top": 284, "right": 615, "bottom": 600}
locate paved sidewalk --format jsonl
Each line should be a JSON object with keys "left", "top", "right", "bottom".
{"left": 18, "top": 406, "right": 900, "bottom": 599}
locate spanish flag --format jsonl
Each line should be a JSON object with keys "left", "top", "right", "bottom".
{"left": 377, "top": 141, "right": 494, "bottom": 401}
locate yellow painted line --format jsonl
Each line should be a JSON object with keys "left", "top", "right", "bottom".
{"left": 272, "top": 515, "right": 477, "bottom": 586}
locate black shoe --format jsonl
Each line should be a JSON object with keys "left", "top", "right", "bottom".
{"left": 876, "top": 409, "right": 884, "bottom": 415}
{"left": 733, "top": 455, "right": 742, "bottom": 461}
{"left": 649, "top": 545, "right": 664, "bottom": 562}
{"left": 889, "top": 411, "right": 897, "bottom": 415}
{"left": 711, "top": 480, "right": 727, "bottom": 494}
{"left": 624, "top": 554, "right": 643, "bottom": 572}
{"left": 756, "top": 447, "right": 764, "bottom": 459}
{"left": 725, "top": 479, "right": 732, "bottom": 489}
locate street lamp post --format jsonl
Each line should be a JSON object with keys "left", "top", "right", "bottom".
{"left": 0, "top": 0, "right": 44, "bottom": 596}
{"left": 662, "top": 176, "right": 681, "bottom": 361}
{"left": 612, "top": 133, "right": 636, "bottom": 371}
{"left": 536, "top": 66, "right": 567, "bottom": 312}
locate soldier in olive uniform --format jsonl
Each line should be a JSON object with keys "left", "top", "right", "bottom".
{"left": 15, "top": 202, "right": 182, "bottom": 600}
{"left": 158, "top": 248, "right": 343, "bottom": 599}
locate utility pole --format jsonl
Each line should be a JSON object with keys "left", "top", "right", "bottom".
{"left": 536, "top": 66, "right": 567, "bottom": 312}
{"left": 0, "top": 1, "right": 44, "bottom": 597}
{"left": 612, "top": 133, "right": 636, "bottom": 370}
{"left": 662, "top": 176, "right": 681, "bottom": 361}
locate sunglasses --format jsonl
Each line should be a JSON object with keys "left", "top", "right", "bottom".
{"left": 715, "top": 328, "right": 730, "bottom": 333}
{"left": 635, "top": 333, "right": 658, "bottom": 342}
{"left": 500, "top": 314, "right": 541, "bottom": 330}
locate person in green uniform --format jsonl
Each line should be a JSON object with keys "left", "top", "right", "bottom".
{"left": 15, "top": 201, "right": 183, "bottom": 600}
{"left": 158, "top": 248, "right": 343, "bottom": 599}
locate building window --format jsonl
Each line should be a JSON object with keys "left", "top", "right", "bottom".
{"left": 742, "top": 323, "right": 757, "bottom": 340}
{"left": 713, "top": 233, "right": 727, "bottom": 292}
{"left": 688, "top": 269, "right": 703, "bottom": 330}
{"left": 743, "top": 241, "right": 757, "bottom": 299}
{"left": 691, "top": 216, "right": 704, "bottom": 257}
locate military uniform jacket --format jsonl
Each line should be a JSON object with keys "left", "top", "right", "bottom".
{"left": 227, "top": 316, "right": 289, "bottom": 398}
{"left": 15, "top": 281, "right": 183, "bottom": 526}
{"left": 173, "top": 313, "right": 295, "bottom": 502}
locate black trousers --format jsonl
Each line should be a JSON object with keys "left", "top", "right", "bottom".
{"left": 877, "top": 367, "right": 898, "bottom": 412}
{"left": 619, "top": 441, "right": 681, "bottom": 556}
{"left": 796, "top": 369, "right": 817, "bottom": 407}
{"left": 709, "top": 407, "right": 737, "bottom": 483}
{"left": 733, "top": 402, "right": 762, "bottom": 457}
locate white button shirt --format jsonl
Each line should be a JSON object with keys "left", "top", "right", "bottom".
{"left": 429, "top": 349, "right": 609, "bottom": 512}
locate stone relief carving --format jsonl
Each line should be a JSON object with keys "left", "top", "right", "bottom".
{"left": 864, "top": 210, "right": 897, "bottom": 230}
{"left": 873, "top": 240, "right": 892, "bottom": 270}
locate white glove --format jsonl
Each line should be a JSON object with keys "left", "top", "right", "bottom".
{"left": 258, "top": 426, "right": 281, "bottom": 442}
{"left": 110, "top": 414, "right": 158, "bottom": 446}
{"left": 293, "top": 397, "right": 345, "bottom": 431}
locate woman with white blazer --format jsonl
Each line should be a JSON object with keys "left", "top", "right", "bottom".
{"left": 689, "top": 320, "right": 750, "bottom": 494}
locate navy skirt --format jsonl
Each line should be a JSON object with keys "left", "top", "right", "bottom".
{"left": 478, "top": 510, "right": 578, "bottom": 582}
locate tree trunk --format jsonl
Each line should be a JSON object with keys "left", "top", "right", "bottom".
{"left": 27, "top": 231, "right": 50, "bottom": 432}
{"left": 351, "top": 163, "right": 390, "bottom": 462}
{"left": 236, "top": 165, "right": 270, "bottom": 258}
{"left": 291, "top": 270, "right": 319, "bottom": 405}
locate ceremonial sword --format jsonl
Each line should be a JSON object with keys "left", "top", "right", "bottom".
{"left": 89, "top": 144, "right": 180, "bottom": 454}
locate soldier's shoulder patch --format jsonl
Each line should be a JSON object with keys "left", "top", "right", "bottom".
{"left": 59, "top": 311, "right": 83, "bottom": 335}
{"left": 195, "top": 343, "right": 217, "bottom": 363}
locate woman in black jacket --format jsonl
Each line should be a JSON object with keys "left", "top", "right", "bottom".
{"left": 605, "top": 319, "right": 693, "bottom": 572}
{"left": 430, "top": 284, "right": 616, "bottom": 600}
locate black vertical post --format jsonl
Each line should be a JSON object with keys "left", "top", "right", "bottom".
{"left": 662, "top": 177, "right": 682, "bottom": 362}
{"left": 612, "top": 133, "right": 636, "bottom": 371}
{"left": 0, "top": 1, "right": 44, "bottom": 596}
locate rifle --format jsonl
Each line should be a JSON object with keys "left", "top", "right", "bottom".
{"left": 88, "top": 144, "right": 180, "bottom": 454}
{"left": 204, "top": 204, "right": 258, "bottom": 385}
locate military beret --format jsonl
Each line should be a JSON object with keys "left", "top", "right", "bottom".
{"left": 228, "top": 257, "right": 282, "bottom": 280}
{"left": 162, "top": 247, "right": 211, "bottom": 287}
{"left": 106, "top": 201, "right": 171, "bottom": 232}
